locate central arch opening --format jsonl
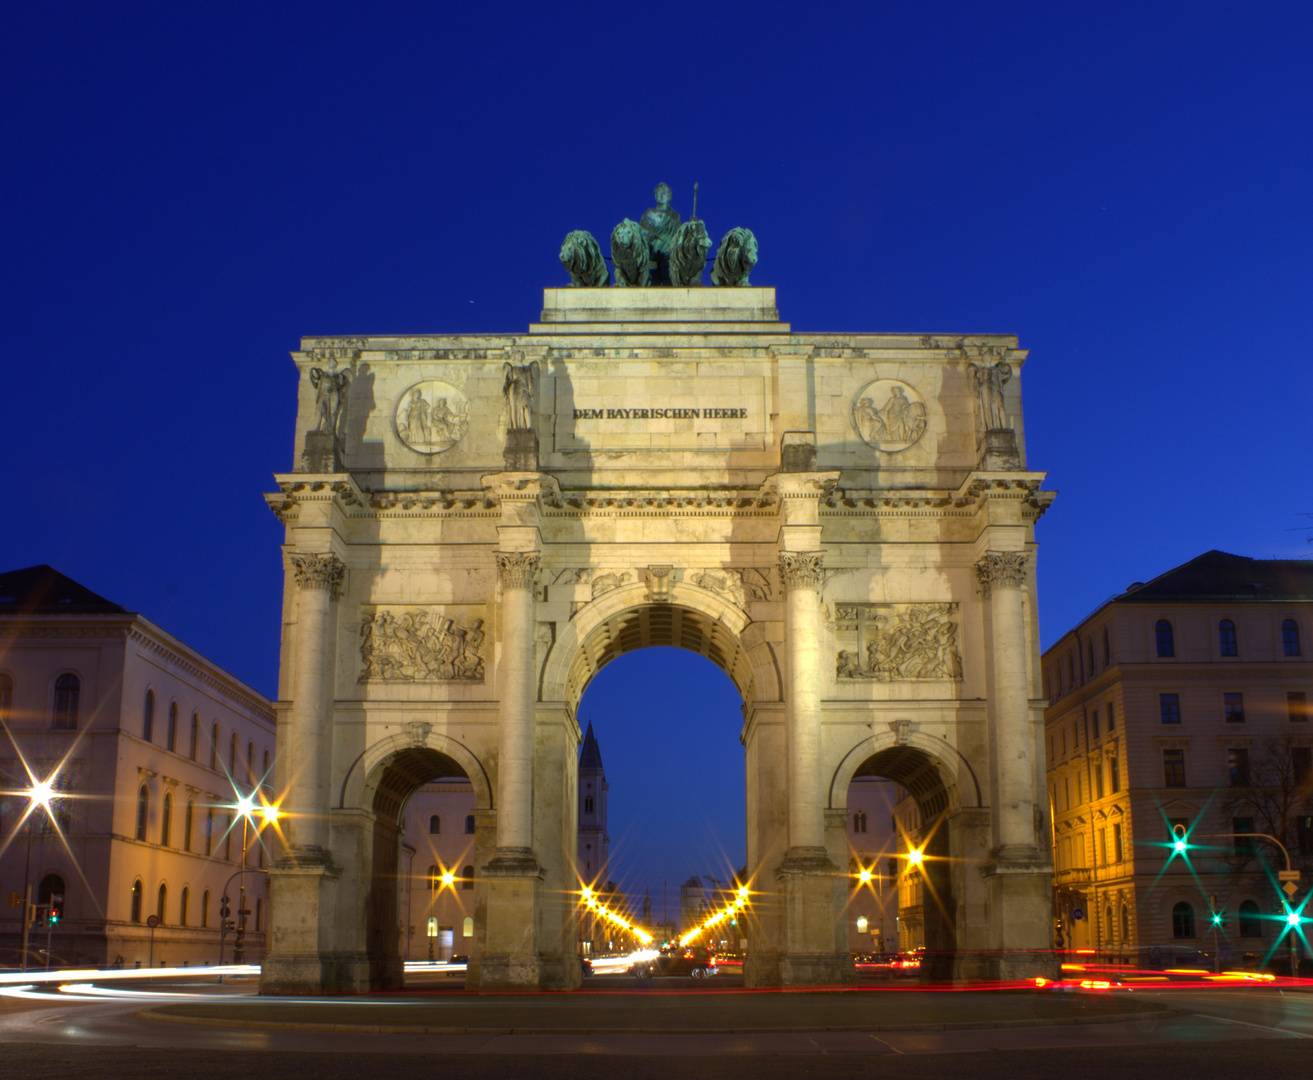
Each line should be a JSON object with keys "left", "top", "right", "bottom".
{"left": 564, "top": 594, "right": 759, "bottom": 974}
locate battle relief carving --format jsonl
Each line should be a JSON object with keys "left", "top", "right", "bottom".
{"left": 834, "top": 603, "right": 962, "bottom": 681}
{"left": 851, "top": 379, "right": 928, "bottom": 452}
{"left": 359, "top": 607, "right": 486, "bottom": 682}
{"left": 394, "top": 381, "right": 470, "bottom": 453}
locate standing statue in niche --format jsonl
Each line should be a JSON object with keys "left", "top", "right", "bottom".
{"left": 968, "top": 360, "right": 1013, "bottom": 430}
{"left": 309, "top": 359, "right": 350, "bottom": 437}
{"left": 610, "top": 218, "right": 651, "bottom": 287}
{"left": 559, "top": 230, "right": 609, "bottom": 287}
{"left": 503, "top": 357, "right": 540, "bottom": 432}
{"left": 404, "top": 389, "right": 431, "bottom": 445}
{"left": 711, "top": 227, "right": 758, "bottom": 287}
{"left": 640, "top": 182, "right": 681, "bottom": 285}
{"left": 669, "top": 219, "right": 712, "bottom": 287}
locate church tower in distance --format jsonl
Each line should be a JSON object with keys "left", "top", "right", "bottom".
{"left": 578, "top": 721, "right": 609, "bottom": 884}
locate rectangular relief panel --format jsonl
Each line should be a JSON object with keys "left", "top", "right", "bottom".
{"left": 834, "top": 603, "right": 962, "bottom": 681}
{"left": 358, "top": 605, "right": 487, "bottom": 683}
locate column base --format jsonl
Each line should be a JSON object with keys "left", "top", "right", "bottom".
{"left": 260, "top": 859, "right": 347, "bottom": 995}
{"left": 982, "top": 854, "right": 1059, "bottom": 981}
{"left": 468, "top": 847, "right": 580, "bottom": 990}
{"left": 777, "top": 846, "right": 854, "bottom": 987}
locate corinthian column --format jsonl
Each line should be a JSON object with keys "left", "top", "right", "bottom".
{"left": 493, "top": 550, "right": 539, "bottom": 860}
{"left": 976, "top": 550, "right": 1038, "bottom": 860}
{"left": 287, "top": 552, "right": 344, "bottom": 858}
{"left": 779, "top": 551, "right": 827, "bottom": 857}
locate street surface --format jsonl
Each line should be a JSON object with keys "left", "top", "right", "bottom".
{"left": 0, "top": 965, "right": 1310, "bottom": 1078}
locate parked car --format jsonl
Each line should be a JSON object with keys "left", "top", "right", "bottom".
{"left": 579, "top": 955, "right": 594, "bottom": 978}
{"left": 631, "top": 945, "right": 718, "bottom": 979}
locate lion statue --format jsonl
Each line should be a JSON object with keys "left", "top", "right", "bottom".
{"left": 610, "top": 218, "right": 651, "bottom": 287}
{"left": 668, "top": 220, "right": 712, "bottom": 287}
{"left": 711, "top": 227, "right": 758, "bottom": 287}
{"left": 559, "top": 230, "right": 608, "bottom": 288}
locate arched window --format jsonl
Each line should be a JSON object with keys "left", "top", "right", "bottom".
{"left": 256, "top": 897, "right": 263, "bottom": 931}
{"left": 183, "top": 800, "right": 194, "bottom": 852}
{"left": 160, "top": 793, "right": 173, "bottom": 847}
{"left": 1121, "top": 903, "right": 1130, "bottom": 942}
{"left": 1155, "top": 620, "right": 1175, "bottom": 658}
{"left": 52, "top": 673, "right": 79, "bottom": 730}
{"left": 224, "top": 814, "right": 232, "bottom": 860}
{"left": 180, "top": 887, "right": 190, "bottom": 927}
{"left": 583, "top": 796, "right": 594, "bottom": 814}
{"left": 462, "top": 915, "right": 474, "bottom": 938}
{"left": 157, "top": 883, "right": 167, "bottom": 925}
{"left": 210, "top": 723, "right": 219, "bottom": 770}
{"left": 167, "top": 702, "right": 178, "bottom": 752}
{"left": 205, "top": 808, "right": 214, "bottom": 855}
{"left": 190, "top": 713, "right": 199, "bottom": 760}
{"left": 131, "top": 880, "right": 143, "bottom": 923}
{"left": 229, "top": 733, "right": 237, "bottom": 775}
{"left": 461, "top": 864, "right": 474, "bottom": 890}
{"left": 37, "top": 873, "right": 65, "bottom": 909}
{"left": 1087, "top": 640, "right": 1095, "bottom": 676}
{"left": 1283, "top": 619, "right": 1301, "bottom": 657}
{"left": 262, "top": 748, "right": 270, "bottom": 786}
{"left": 143, "top": 689, "right": 155, "bottom": 741}
{"left": 1238, "top": 899, "right": 1262, "bottom": 938}
{"left": 247, "top": 740, "right": 254, "bottom": 783}
{"left": 201, "top": 889, "right": 210, "bottom": 928}
{"left": 1219, "top": 619, "right": 1238, "bottom": 657}
{"left": 0, "top": 672, "right": 13, "bottom": 724}
{"left": 464, "top": 815, "right": 475, "bottom": 834}
{"left": 1171, "top": 901, "right": 1195, "bottom": 939}
{"left": 1105, "top": 905, "right": 1114, "bottom": 942}
{"left": 429, "top": 815, "right": 441, "bottom": 835}
{"left": 136, "top": 785, "right": 149, "bottom": 841}
{"left": 1102, "top": 628, "right": 1110, "bottom": 666}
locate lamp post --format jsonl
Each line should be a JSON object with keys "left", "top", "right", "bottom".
{"left": 19, "top": 778, "right": 55, "bottom": 973}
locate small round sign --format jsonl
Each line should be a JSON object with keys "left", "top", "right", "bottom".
{"left": 1071, "top": 907, "right": 1084, "bottom": 921}
{"left": 146, "top": 914, "right": 159, "bottom": 928}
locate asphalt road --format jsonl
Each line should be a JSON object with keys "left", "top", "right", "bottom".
{"left": 0, "top": 977, "right": 1309, "bottom": 1079}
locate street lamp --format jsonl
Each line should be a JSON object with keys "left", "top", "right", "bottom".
{"left": 20, "top": 778, "right": 56, "bottom": 973}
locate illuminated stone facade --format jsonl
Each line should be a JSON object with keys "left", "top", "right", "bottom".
{"left": 0, "top": 566, "right": 273, "bottom": 969}
{"left": 262, "top": 287, "right": 1058, "bottom": 991}
{"left": 1043, "top": 551, "right": 1313, "bottom": 967}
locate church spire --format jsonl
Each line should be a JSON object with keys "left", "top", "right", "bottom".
{"left": 579, "top": 719, "right": 604, "bottom": 771}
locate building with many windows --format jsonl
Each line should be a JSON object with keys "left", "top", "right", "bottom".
{"left": 399, "top": 778, "right": 480, "bottom": 962}
{"left": 0, "top": 566, "right": 275, "bottom": 968}
{"left": 843, "top": 777, "right": 902, "bottom": 953}
{"left": 1042, "top": 551, "right": 1313, "bottom": 966}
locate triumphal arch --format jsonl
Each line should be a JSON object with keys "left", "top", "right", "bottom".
{"left": 262, "top": 226, "right": 1058, "bottom": 993}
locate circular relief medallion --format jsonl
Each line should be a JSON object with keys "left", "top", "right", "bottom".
{"left": 851, "top": 379, "right": 928, "bottom": 452}
{"left": 394, "top": 380, "right": 470, "bottom": 453}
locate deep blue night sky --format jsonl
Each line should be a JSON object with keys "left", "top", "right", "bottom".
{"left": 3, "top": 3, "right": 1311, "bottom": 902}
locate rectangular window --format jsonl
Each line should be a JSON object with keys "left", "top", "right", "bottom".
{"left": 1109, "top": 756, "right": 1120, "bottom": 792}
{"left": 1223, "top": 692, "right": 1245, "bottom": 723}
{"left": 1107, "top": 702, "right": 1115, "bottom": 732}
{"left": 1227, "top": 747, "right": 1250, "bottom": 786}
{"left": 1292, "top": 746, "right": 1311, "bottom": 786}
{"left": 1113, "top": 823, "right": 1124, "bottom": 863}
{"left": 1163, "top": 749, "right": 1186, "bottom": 787}
{"left": 1095, "top": 762, "right": 1105, "bottom": 799}
{"left": 1297, "top": 816, "right": 1313, "bottom": 857}
{"left": 1091, "top": 709, "right": 1100, "bottom": 739}
{"left": 1064, "top": 776, "right": 1070, "bottom": 810}
{"left": 1160, "top": 694, "right": 1181, "bottom": 724}
{"left": 1098, "top": 829, "right": 1108, "bottom": 866}
{"left": 1290, "top": 692, "right": 1309, "bottom": 723}
{"left": 1232, "top": 817, "right": 1256, "bottom": 856}
{"left": 1061, "top": 728, "right": 1067, "bottom": 755}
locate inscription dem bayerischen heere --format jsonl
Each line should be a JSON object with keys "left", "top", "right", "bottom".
{"left": 573, "top": 407, "right": 748, "bottom": 420}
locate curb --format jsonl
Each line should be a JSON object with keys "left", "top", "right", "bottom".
{"left": 138, "top": 1004, "right": 1177, "bottom": 1037}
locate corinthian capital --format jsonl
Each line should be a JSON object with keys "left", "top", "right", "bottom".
{"left": 778, "top": 551, "right": 825, "bottom": 592}
{"left": 496, "top": 551, "right": 540, "bottom": 590}
{"left": 290, "top": 553, "right": 345, "bottom": 599}
{"left": 975, "top": 551, "right": 1029, "bottom": 598}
